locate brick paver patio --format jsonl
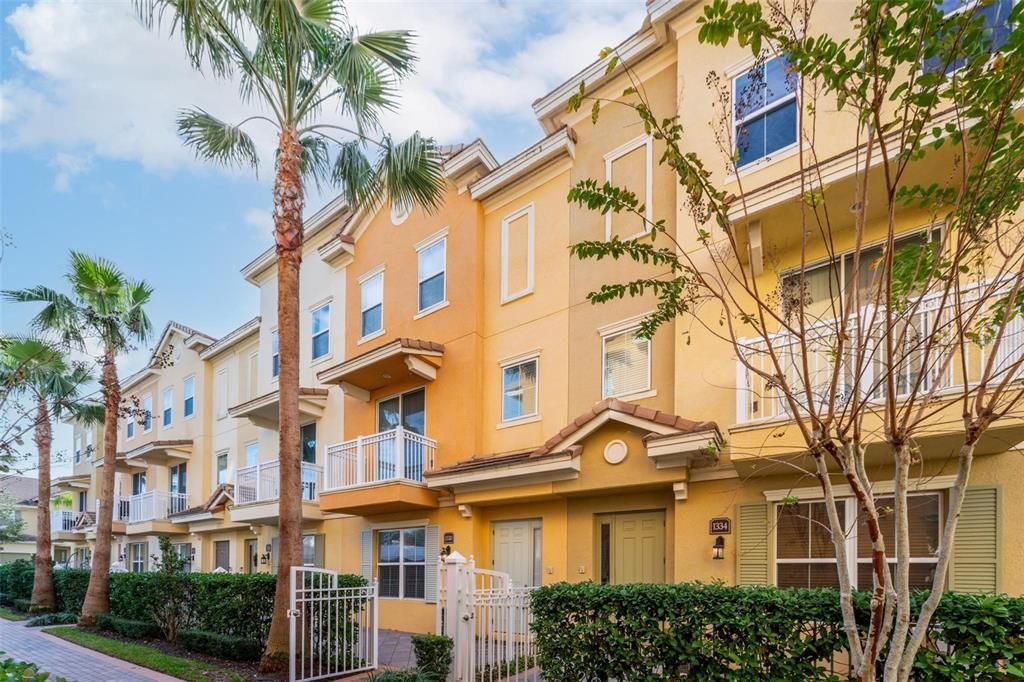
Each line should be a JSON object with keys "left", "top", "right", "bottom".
{"left": 0, "top": 618, "right": 178, "bottom": 682}
{"left": 377, "top": 629, "right": 416, "bottom": 670}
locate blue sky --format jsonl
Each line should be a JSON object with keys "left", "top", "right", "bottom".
{"left": 0, "top": 0, "right": 645, "bottom": 474}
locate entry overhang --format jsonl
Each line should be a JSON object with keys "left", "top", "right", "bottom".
{"left": 316, "top": 338, "right": 444, "bottom": 400}
{"left": 228, "top": 388, "right": 328, "bottom": 428}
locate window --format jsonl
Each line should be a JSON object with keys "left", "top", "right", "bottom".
{"left": 775, "top": 494, "right": 941, "bottom": 590}
{"left": 301, "top": 423, "right": 317, "bottom": 464}
{"left": 302, "top": 534, "right": 324, "bottom": 567}
{"left": 126, "top": 419, "right": 134, "bottom": 440}
{"left": 183, "top": 376, "right": 195, "bottom": 418}
{"left": 216, "top": 452, "right": 229, "bottom": 486}
{"left": 378, "top": 527, "right": 425, "bottom": 599}
{"left": 925, "top": 0, "right": 1013, "bottom": 73}
{"left": 245, "top": 441, "right": 259, "bottom": 468}
{"left": 501, "top": 205, "right": 534, "bottom": 303}
{"left": 215, "top": 540, "right": 231, "bottom": 571}
{"left": 311, "top": 303, "right": 330, "bottom": 360}
{"left": 602, "top": 329, "right": 651, "bottom": 398}
{"left": 215, "top": 368, "right": 228, "bottom": 419}
{"left": 173, "top": 543, "right": 192, "bottom": 572}
{"left": 734, "top": 55, "right": 798, "bottom": 168}
{"left": 271, "top": 331, "right": 280, "bottom": 378}
{"left": 360, "top": 271, "right": 384, "bottom": 339}
{"left": 605, "top": 136, "right": 653, "bottom": 239}
{"left": 131, "top": 472, "right": 146, "bottom": 496}
{"left": 162, "top": 387, "right": 173, "bottom": 427}
{"left": 85, "top": 429, "right": 93, "bottom": 458}
{"left": 142, "top": 395, "right": 153, "bottom": 432}
{"left": 417, "top": 235, "right": 446, "bottom": 313}
{"left": 78, "top": 491, "right": 87, "bottom": 513}
{"left": 169, "top": 463, "right": 187, "bottom": 496}
{"left": 130, "top": 542, "right": 147, "bottom": 573}
{"left": 502, "top": 358, "right": 538, "bottom": 422}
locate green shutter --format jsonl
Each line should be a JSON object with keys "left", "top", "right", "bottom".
{"left": 736, "top": 502, "right": 769, "bottom": 586}
{"left": 360, "top": 529, "right": 373, "bottom": 582}
{"left": 951, "top": 486, "right": 1000, "bottom": 594}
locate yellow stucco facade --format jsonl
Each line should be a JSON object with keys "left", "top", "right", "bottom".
{"left": 50, "top": 0, "right": 1021, "bottom": 636}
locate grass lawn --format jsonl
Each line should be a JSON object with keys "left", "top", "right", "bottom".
{"left": 44, "top": 626, "right": 246, "bottom": 682}
{"left": 0, "top": 606, "right": 28, "bottom": 621}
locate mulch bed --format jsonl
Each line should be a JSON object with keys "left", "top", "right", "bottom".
{"left": 75, "top": 626, "right": 287, "bottom": 682}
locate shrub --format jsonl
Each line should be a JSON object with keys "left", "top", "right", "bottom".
{"left": 187, "top": 572, "right": 277, "bottom": 641}
{"left": 0, "top": 652, "right": 61, "bottom": 682}
{"left": 26, "top": 612, "right": 77, "bottom": 627}
{"left": 411, "top": 634, "right": 452, "bottom": 679}
{"left": 531, "top": 583, "right": 1024, "bottom": 680}
{"left": 367, "top": 672, "right": 436, "bottom": 682}
{"left": 177, "top": 630, "right": 263, "bottom": 662}
{"left": 13, "top": 598, "right": 33, "bottom": 613}
{"left": 53, "top": 569, "right": 89, "bottom": 614}
{"left": 0, "top": 592, "right": 12, "bottom": 606}
{"left": 0, "top": 560, "right": 34, "bottom": 601}
{"left": 96, "top": 613, "right": 162, "bottom": 640}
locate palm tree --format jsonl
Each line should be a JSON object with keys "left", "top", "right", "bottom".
{"left": 4, "top": 253, "right": 153, "bottom": 624}
{"left": 0, "top": 337, "right": 100, "bottom": 612}
{"left": 135, "top": 0, "right": 447, "bottom": 668}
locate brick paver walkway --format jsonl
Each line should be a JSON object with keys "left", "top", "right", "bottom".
{"left": 377, "top": 629, "right": 415, "bottom": 670}
{"left": 0, "top": 618, "right": 178, "bottom": 682}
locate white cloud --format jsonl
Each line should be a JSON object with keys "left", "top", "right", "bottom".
{"left": 51, "top": 152, "right": 91, "bottom": 192}
{"left": 2, "top": 0, "right": 646, "bottom": 182}
{"left": 243, "top": 208, "right": 274, "bottom": 242}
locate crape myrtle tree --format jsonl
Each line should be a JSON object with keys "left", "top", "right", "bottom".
{"left": 0, "top": 337, "right": 101, "bottom": 612}
{"left": 4, "top": 253, "right": 154, "bottom": 625}
{"left": 567, "top": 0, "right": 1024, "bottom": 679}
{"left": 134, "top": 0, "right": 447, "bottom": 670}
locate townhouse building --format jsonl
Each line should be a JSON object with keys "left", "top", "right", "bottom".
{"left": 49, "top": 0, "right": 1021, "bottom": 635}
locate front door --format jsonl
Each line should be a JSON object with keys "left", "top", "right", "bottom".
{"left": 491, "top": 519, "right": 541, "bottom": 587}
{"left": 598, "top": 511, "right": 665, "bottom": 584}
{"left": 245, "top": 539, "right": 258, "bottom": 574}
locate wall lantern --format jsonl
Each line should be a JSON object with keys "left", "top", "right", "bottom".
{"left": 260, "top": 553, "right": 271, "bottom": 565}
{"left": 712, "top": 536, "right": 725, "bottom": 561}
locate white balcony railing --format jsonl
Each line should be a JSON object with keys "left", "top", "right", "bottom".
{"left": 324, "top": 427, "right": 437, "bottom": 491}
{"left": 94, "top": 497, "right": 131, "bottom": 523}
{"left": 51, "top": 510, "right": 76, "bottom": 533}
{"left": 127, "top": 491, "right": 189, "bottom": 523}
{"left": 736, "top": 284, "right": 1024, "bottom": 424}
{"left": 234, "top": 460, "right": 323, "bottom": 505}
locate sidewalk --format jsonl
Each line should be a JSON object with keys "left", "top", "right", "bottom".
{"left": 0, "top": 618, "right": 179, "bottom": 682}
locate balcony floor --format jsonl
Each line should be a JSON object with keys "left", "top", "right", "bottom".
{"left": 319, "top": 481, "right": 439, "bottom": 516}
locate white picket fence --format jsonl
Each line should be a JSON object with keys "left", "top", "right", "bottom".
{"left": 437, "top": 553, "right": 539, "bottom": 682}
{"left": 288, "top": 567, "right": 378, "bottom": 682}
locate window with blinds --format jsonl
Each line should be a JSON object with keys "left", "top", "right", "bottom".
{"left": 602, "top": 329, "right": 650, "bottom": 398}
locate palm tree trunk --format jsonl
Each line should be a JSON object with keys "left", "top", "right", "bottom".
{"left": 30, "top": 396, "right": 56, "bottom": 613}
{"left": 80, "top": 349, "right": 120, "bottom": 625}
{"left": 260, "top": 125, "right": 306, "bottom": 673}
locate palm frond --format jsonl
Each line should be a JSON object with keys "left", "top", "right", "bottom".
{"left": 178, "top": 108, "right": 260, "bottom": 171}
{"left": 377, "top": 132, "right": 447, "bottom": 213}
{"left": 134, "top": 0, "right": 240, "bottom": 79}
{"left": 333, "top": 140, "right": 383, "bottom": 210}
{"left": 347, "top": 29, "right": 418, "bottom": 78}
{"left": 1, "top": 286, "right": 83, "bottom": 344}
{"left": 298, "top": 135, "right": 332, "bottom": 191}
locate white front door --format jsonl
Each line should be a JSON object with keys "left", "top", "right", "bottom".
{"left": 491, "top": 519, "right": 541, "bottom": 587}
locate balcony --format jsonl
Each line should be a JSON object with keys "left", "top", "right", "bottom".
{"left": 229, "top": 459, "right": 327, "bottom": 524}
{"left": 127, "top": 491, "right": 189, "bottom": 525}
{"left": 235, "top": 460, "right": 323, "bottom": 504}
{"left": 320, "top": 427, "right": 440, "bottom": 515}
{"left": 731, "top": 285, "right": 1024, "bottom": 471}
{"left": 51, "top": 510, "right": 78, "bottom": 535}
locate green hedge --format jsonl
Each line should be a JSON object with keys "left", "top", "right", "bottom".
{"left": 531, "top": 583, "right": 1024, "bottom": 680}
{"left": 177, "top": 630, "right": 263, "bottom": 661}
{"left": 97, "top": 613, "right": 163, "bottom": 639}
{"left": 0, "top": 560, "right": 34, "bottom": 603}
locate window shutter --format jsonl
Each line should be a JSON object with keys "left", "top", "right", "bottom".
{"left": 271, "top": 537, "right": 279, "bottom": 575}
{"left": 951, "top": 486, "right": 1000, "bottom": 594}
{"left": 736, "top": 502, "right": 769, "bottom": 585}
{"left": 424, "top": 525, "right": 440, "bottom": 603}
{"left": 360, "top": 529, "right": 373, "bottom": 582}
{"left": 314, "top": 534, "right": 325, "bottom": 568}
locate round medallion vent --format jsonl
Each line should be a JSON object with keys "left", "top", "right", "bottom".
{"left": 603, "top": 439, "right": 628, "bottom": 465}
{"left": 390, "top": 202, "right": 411, "bottom": 226}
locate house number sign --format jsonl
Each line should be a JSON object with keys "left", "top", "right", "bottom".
{"left": 709, "top": 518, "right": 731, "bottom": 535}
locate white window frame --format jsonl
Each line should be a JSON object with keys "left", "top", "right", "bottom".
{"left": 183, "top": 375, "right": 195, "bottom": 419}
{"left": 603, "top": 135, "right": 653, "bottom": 241}
{"left": 377, "top": 527, "right": 426, "bottom": 600}
{"left": 162, "top": 386, "right": 173, "bottom": 428}
{"left": 599, "top": 318, "right": 653, "bottom": 400}
{"left": 130, "top": 542, "right": 147, "bottom": 573}
{"left": 271, "top": 330, "right": 280, "bottom": 379}
{"left": 142, "top": 394, "right": 153, "bottom": 433}
{"left": 359, "top": 266, "right": 386, "bottom": 343}
{"left": 772, "top": 493, "right": 943, "bottom": 591}
{"left": 500, "top": 204, "right": 535, "bottom": 304}
{"left": 415, "top": 229, "right": 448, "bottom": 316}
{"left": 126, "top": 418, "right": 135, "bottom": 441}
{"left": 216, "top": 451, "right": 229, "bottom": 486}
{"left": 730, "top": 54, "right": 800, "bottom": 170}
{"left": 311, "top": 300, "right": 331, "bottom": 362}
{"left": 499, "top": 352, "right": 540, "bottom": 425}
{"left": 245, "top": 441, "right": 259, "bottom": 468}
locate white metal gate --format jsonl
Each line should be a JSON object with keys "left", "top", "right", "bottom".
{"left": 438, "top": 552, "right": 538, "bottom": 682}
{"left": 289, "top": 567, "right": 378, "bottom": 682}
